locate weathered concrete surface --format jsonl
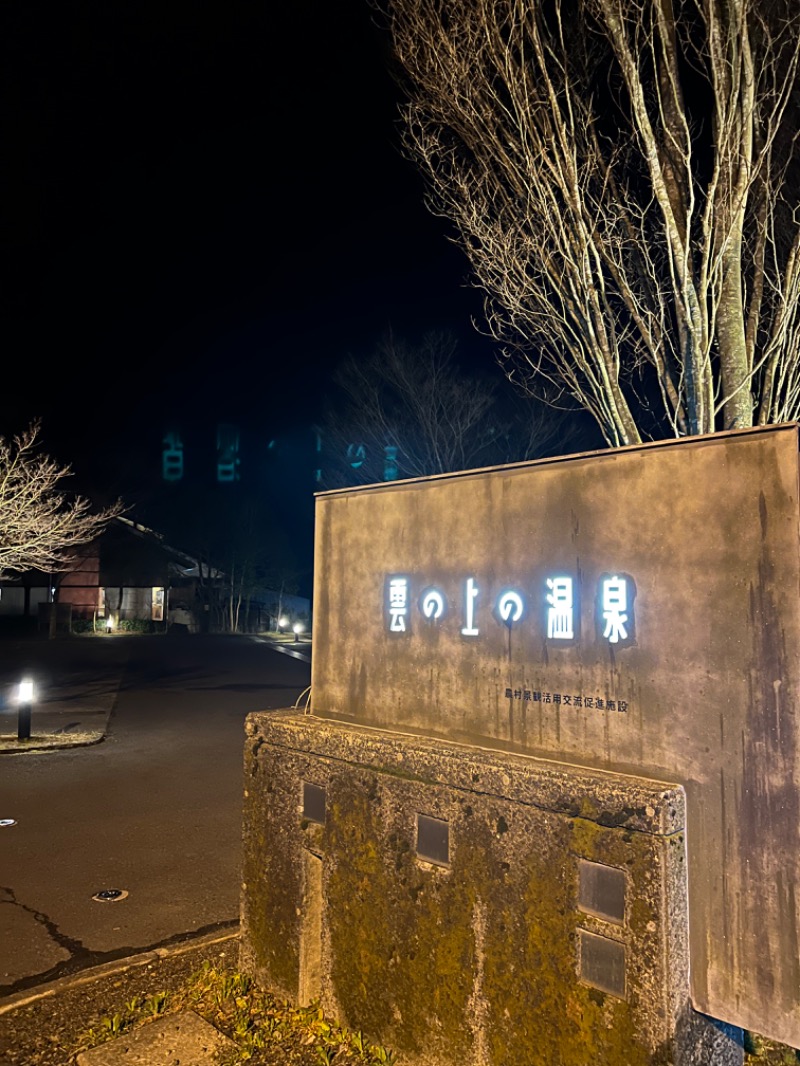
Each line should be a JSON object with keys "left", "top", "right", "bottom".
{"left": 310, "top": 425, "right": 800, "bottom": 1046}
{"left": 241, "top": 712, "right": 744, "bottom": 1066}
{"left": 75, "top": 1009, "right": 234, "bottom": 1065}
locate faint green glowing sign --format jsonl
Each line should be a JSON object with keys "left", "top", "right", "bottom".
{"left": 384, "top": 445, "right": 399, "bottom": 481}
{"left": 162, "top": 431, "right": 184, "bottom": 482}
{"left": 347, "top": 443, "right": 366, "bottom": 470}
{"left": 217, "top": 424, "right": 241, "bottom": 483}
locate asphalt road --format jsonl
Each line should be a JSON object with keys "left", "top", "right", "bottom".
{"left": 0, "top": 634, "right": 311, "bottom": 996}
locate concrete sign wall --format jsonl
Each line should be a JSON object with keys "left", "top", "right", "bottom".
{"left": 311, "top": 425, "right": 800, "bottom": 1046}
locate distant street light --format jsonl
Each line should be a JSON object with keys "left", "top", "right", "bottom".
{"left": 17, "top": 679, "right": 35, "bottom": 741}
{"left": 279, "top": 616, "right": 289, "bottom": 634}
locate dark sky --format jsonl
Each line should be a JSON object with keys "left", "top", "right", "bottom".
{"left": 1, "top": 0, "right": 496, "bottom": 500}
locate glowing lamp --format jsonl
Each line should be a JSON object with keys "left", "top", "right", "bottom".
{"left": 16, "top": 678, "right": 35, "bottom": 741}
{"left": 18, "top": 679, "right": 35, "bottom": 704}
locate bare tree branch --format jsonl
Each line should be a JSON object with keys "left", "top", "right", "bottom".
{"left": 320, "top": 331, "right": 572, "bottom": 487}
{"left": 0, "top": 422, "right": 124, "bottom": 578}
{"left": 379, "top": 0, "right": 800, "bottom": 443}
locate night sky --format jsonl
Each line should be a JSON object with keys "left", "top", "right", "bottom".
{"left": 2, "top": 1, "right": 495, "bottom": 495}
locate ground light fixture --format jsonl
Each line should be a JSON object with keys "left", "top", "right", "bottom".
{"left": 106, "top": 616, "right": 114, "bottom": 633}
{"left": 293, "top": 622, "right": 303, "bottom": 643}
{"left": 16, "top": 678, "right": 35, "bottom": 741}
{"left": 92, "top": 888, "right": 129, "bottom": 902}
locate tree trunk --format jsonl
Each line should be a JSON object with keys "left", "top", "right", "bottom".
{"left": 718, "top": 244, "right": 753, "bottom": 429}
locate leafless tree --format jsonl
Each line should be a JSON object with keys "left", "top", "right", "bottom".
{"left": 380, "top": 0, "right": 800, "bottom": 445}
{"left": 320, "top": 330, "right": 570, "bottom": 487}
{"left": 222, "top": 506, "right": 300, "bottom": 633}
{"left": 0, "top": 422, "right": 123, "bottom": 579}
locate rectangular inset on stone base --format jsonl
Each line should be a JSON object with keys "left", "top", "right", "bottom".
{"left": 578, "top": 859, "right": 626, "bottom": 924}
{"left": 302, "top": 781, "right": 326, "bottom": 824}
{"left": 416, "top": 814, "right": 449, "bottom": 866}
{"left": 299, "top": 852, "right": 323, "bottom": 1006}
{"left": 579, "top": 929, "right": 626, "bottom": 998}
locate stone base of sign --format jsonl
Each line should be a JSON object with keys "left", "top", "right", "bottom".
{"left": 241, "top": 712, "right": 743, "bottom": 1066}
{"left": 76, "top": 1010, "right": 235, "bottom": 1065}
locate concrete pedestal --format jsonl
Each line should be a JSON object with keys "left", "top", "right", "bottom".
{"left": 241, "top": 712, "right": 743, "bottom": 1066}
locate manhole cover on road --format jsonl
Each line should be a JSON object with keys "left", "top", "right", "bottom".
{"left": 0, "top": 819, "right": 16, "bottom": 827}
{"left": 92, "top": 889, "right": 129, "bottom": 902}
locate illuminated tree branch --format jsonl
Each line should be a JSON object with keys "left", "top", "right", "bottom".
{"left": 380, "top": 0, "right": 800, "bottom": 444}
{"left": 0, "top": 422, "right": 124, "bottom": 578}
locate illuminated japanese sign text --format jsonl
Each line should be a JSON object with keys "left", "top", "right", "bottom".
{"left": 385, "top": 572, "right": 635, "bottom": 647}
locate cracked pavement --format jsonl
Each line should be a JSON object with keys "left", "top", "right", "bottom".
{"left": 0, "top": 886, "right": 74, "bottom": 982}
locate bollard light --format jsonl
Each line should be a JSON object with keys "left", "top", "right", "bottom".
{"left": 17, "top": 678, "right": 35, "bottom": 741}
{"left": 106, "top": 616, "right": 114, "bottom": 633}
{"left": 293, "top": 622, "right": 303, "bottom": 643}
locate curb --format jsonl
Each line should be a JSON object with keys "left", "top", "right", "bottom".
{"left": 0, "top": 928, "right": 240, "bottom": 1017}
{"left": 0, "top": 732, "right": 107, "bottom": 755}
{"left": 0, "top": 680, "right": 122, "bottom": 756}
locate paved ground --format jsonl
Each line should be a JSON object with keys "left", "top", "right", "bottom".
{"left": 0, "top": 636, "right": 128, "bottom": 751}
{"left": 0, "top": 632, "right": 311, "bottom": 752}
{"left": 0, "top": 633, "right": 311, "bottom": 997}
